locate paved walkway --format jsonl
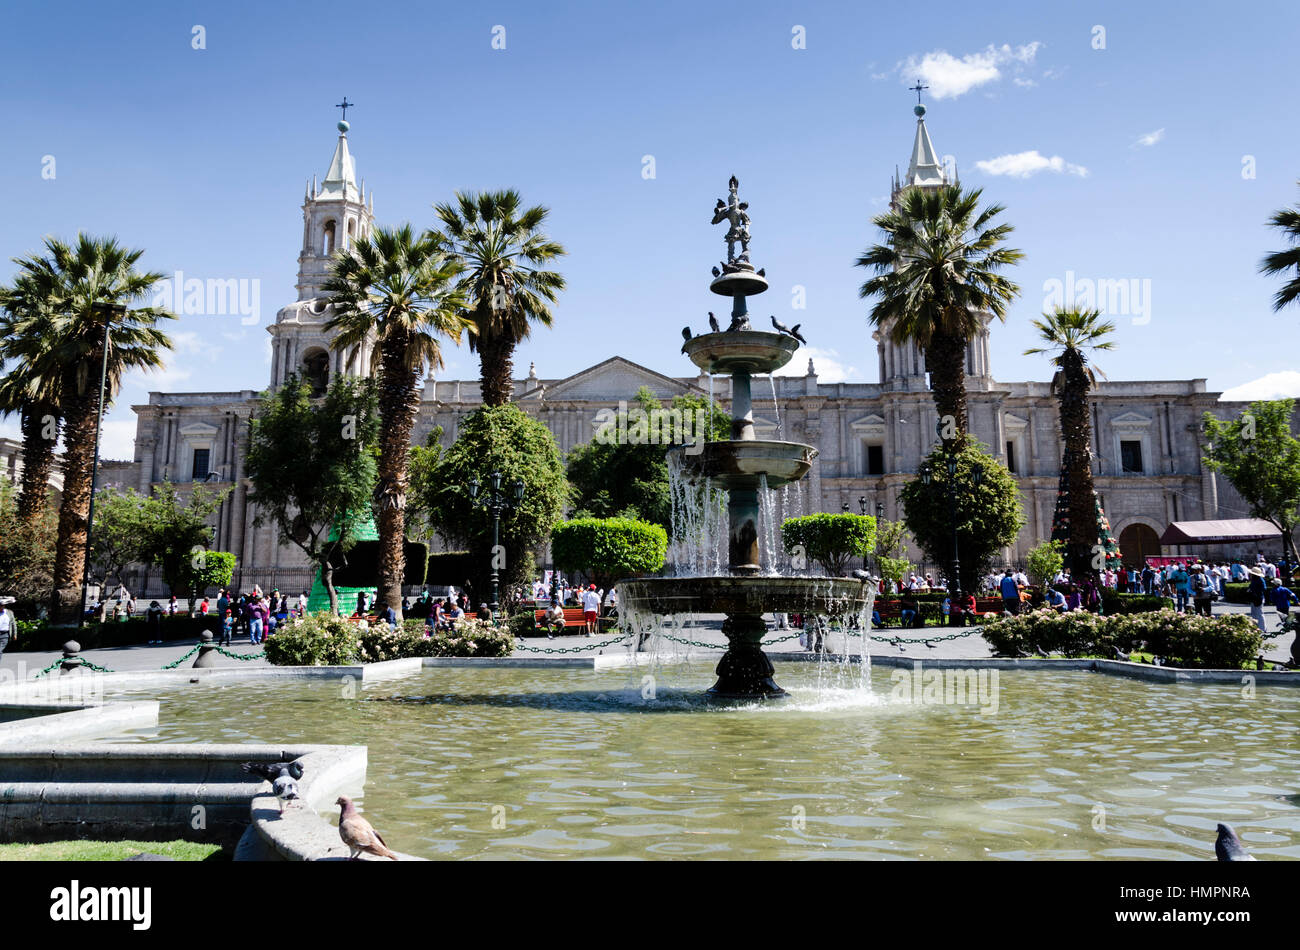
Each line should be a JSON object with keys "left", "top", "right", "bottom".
{"left": 0, "top": 640, "right": 271, "bottom": 679}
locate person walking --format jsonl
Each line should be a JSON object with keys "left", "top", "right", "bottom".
{"left": 581, "top": 584, "right": 601, "bottom": 637}
{"left": 1269, "top": 578, "right": 1297, "bottom": 632}
{"left": 220, "top": 609, "right": 234, "bottom": 646}
{"left": 1247, "top": 566, "right": 1268, "bottom": 634}
{"left": 999, "top": 569, "right": 1021, "bottom": 615}
{"left": 1190, "top": 565, "right": 1215, "bottom": 617}
{"left": 1170, "top": 563, "right": 1190, "bottom": 613}
{"left": 146, "top": 600, "right": 164, "bottom": 644}
{"left": 247, "top": 596, "right": 264, "bottom": 645}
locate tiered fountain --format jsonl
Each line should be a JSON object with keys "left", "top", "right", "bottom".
{"left": 619, "top": 176, "right": 876, "bottom": 701}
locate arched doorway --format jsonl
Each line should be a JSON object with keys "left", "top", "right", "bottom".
{"left": 1119, "top": 523, "right": 1161, "bottom": 568}
{"left": 301, "top": 348, "right": 330, "bottom": 396}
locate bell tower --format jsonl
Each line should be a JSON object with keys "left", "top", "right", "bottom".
{"left": 875, "top": 92, "right": 993, "bottom": 392}
{"left": 269, "top": 106, "right": 376, "bottom": 392}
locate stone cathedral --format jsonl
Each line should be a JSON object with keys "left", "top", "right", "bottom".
{"left": 115, "top": 112, "right": 1259, "bottom": 596}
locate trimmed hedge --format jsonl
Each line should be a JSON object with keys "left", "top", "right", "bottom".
{"left": 9, "top": 613, "right": 220, "bottom": 652}
{"left": 550, "top": 517, "right": 667, "bottom": 589}
{"left": 981, "top": 608, "right": 1265, "bottom": 669}
{"left": 781, "top": 513, "right": 875, "bottom": 576}
{"left": 425, "top": 550, "right": 475, "bottom": 586}
{"left": 263, "top": 612, "right": 513, "bottom": 665}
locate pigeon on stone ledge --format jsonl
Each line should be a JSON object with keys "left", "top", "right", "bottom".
{"left": 1215, "top": 823, "right": 1256, "bottom": 861}
{"left": 337, "top": 795, "right": 398, "bottom": 860}
{"left": 681, "top": 326, "right": 692, "bottom": 342}
{"left": 242, "top": 760, "right": 304, "bottom": 813}
{"left": 711, "top": 266, "right": 721, "bottom": 278}
{"left": 708, "top": 312, "right": 720, "bottom": 333}
{"left": 789, "top": 323, "right": 806, "bottom": 345}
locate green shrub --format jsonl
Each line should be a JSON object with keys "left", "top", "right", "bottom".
{"left": 981, "top": 607, "right": 1265, "bottom": 668}
{"left": 331, "top": 539, "right": 429, "bottom": 588}
{"left": 781, "top": 513, "right": 875, "bottom": 576}
{"left": 9, "top": 614, "right": 220, "bottom": 652}
{"left": 264, "top": 613, "right": 360, "bottom": 666}
{"left": 550, "top": 517, "right": 668, "bottom": 589}
{"left": 1222, "top": 582, "right": 1251, "bottom": 605}
{"left": 1101, "top": 590, "right": 1175, "bottom": 614}
{"left": 507, "top": 610, "right": 538, "bottom": 639}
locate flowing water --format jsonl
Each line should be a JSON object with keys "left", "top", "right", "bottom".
{"left": 102, "top": 668, "right": 1300, "bottom": 860}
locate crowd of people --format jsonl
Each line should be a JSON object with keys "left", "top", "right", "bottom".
{"left": 521, "top": 577, "right": 618, "bottom": 639}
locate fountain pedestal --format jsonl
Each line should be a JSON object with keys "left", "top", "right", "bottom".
{"left": 710, "top": 614, "right": 783, "bottom": 700}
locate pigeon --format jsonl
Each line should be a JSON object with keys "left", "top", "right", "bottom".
{"left": 336, "top": 795, "right": 398, "bottom": 860}
{"left": 924, "top": 640, "right": 935, "bottom": 649}
{"left": 1113, "top": 646, "right": 1132, "bottom": 662}
{"left": 242, "top": 760, "right": 304, "bottom": 813}
{"left": 1034, "top": 646, "right": 1050, "bottom": 658}
{"left": 708, "top": 312, "right": 720, "bottom": 333}
{"left": 711, "top": 266, "right": 721, "bottom": 278}
{"left": 852, "top": 569, "right": 872, "bottom": 581}
{"left": 1215, "top": 823, "right": 1256, "bottom": 861}
{"left": 770, "top": 315, "right": 793, "bottom": 335}
{"left": 757, "top": 268, "right": 765, "bottom": 277}
{"left": 789, "top": 323, "right": 807, "bottom": 345}
{"left": 681, "top": 326, "right": 692, "bottom": 343}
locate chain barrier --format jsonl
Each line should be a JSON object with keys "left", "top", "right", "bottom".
{"left": 31, "top": 659, "right": 63, "bottom": 679}
{"left": 513, "top": 632, "right": 635, "bottom": 654}
{"left": 78, "top": 659, "right": 115, "bottom": 673}
{"left": 213, "top": 646, "right": 266, "bottom": 661}
{"left": 158, "top": 647, "right": 201, "bottom": 670}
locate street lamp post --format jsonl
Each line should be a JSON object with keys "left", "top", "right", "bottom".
{"left": 78, "top": 302, "right": 124, "bottom": 628}
{"left": 857, "top": 496, "right": 870, "bottom": 572}
{"left": 921, "top": 458, "right": 982, "bottom": 626}
{"left": 468, "top": 471, "right": 525, "bottom": 618}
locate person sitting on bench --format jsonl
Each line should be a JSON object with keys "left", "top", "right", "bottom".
{"left": 542, "top": 601, "right": 566, "bottom": 639}
{"left": 900, "top": 595, "right": 919, "bottom": 628}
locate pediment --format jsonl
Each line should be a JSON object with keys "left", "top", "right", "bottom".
{"left": 542, "top": 357, "right": 701, "bottom": 402}
{"left": 1110, "top": 412, "right": 1152, "bottom": 428}
{"left": 1003, "top": 412, "right": 1029, "bottom": 430}
{"left": 849, "top": 413, "right": 886, "bottom": 434}
{"left": 178, "top": 422, "right": 219, "bottom": 438}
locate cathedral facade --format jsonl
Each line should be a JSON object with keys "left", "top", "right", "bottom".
{"left": 117, "top": 115, "right": 1263, "bottom": 596}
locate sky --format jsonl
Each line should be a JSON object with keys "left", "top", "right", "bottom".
{"left": 2, "top": 0, "right": 1299, "bottom": 459}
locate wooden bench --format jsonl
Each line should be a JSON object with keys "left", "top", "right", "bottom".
{"left": 533, "top": 606, "right": 597, "bottom": 635}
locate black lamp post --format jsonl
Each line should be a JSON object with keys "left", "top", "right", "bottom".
{"left": 468, "top": 471, "right": 525, "bottom": 617}
{"left": 857, "top": 496, "right": 870, "bottom": 571}
{"left": 78, "top": 302, "right": 125, "bottom": 628}
{"left": 922, "top": 457, "right": 982, "bottom": 625}
{"left": 874, "top": 502, "right": 884, "bottom": 575}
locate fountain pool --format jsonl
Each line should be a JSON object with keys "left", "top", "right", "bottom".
{"left": 100, "top": 665, "right": 1300, "bottom": 860}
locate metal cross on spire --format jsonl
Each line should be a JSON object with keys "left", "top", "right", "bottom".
{"left": 909, "top": 81, "right": 928, "bottom": 105}
{"left": 335, "top": 97, "right": 354, "bottom": 121}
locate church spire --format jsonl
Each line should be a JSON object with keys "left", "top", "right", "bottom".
{"left": 904, "top": 84, "right": 946, "bottom": 190}
{"left": 293, "top": 110, "right": 374, "bottom": 301}
{"left": 319, "top": 118, "right": 358, "bottom": 200}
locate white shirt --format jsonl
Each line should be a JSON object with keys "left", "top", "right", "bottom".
{"left": 0, "top": 610, "right": 11, "bottom": 633}
{"left": 582, "top": 590, "right": 601, "bottom": 612}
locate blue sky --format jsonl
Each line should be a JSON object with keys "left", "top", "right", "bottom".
{"left": 3, "top": 0, "right": 1299, "bottom": 457}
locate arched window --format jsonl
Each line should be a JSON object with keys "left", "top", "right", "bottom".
{"left": 322, "top": 220, "right": 337, "bottom": 256}
{"left": 345, "top": 218, "right": 355, "bottom": 249}
{"left": 301, "top": 347, "right": 330, "bottom": 396}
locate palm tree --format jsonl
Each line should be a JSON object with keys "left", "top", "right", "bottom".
{"left": 1025, "top": 306, "right": 1116, "bottom": 581}
{"left": 857, "top": 184, "right": 1022, "bottom": 449}
{"left": 9, "top": 235, "right": 175, "bottom": 621}
{"left": 323, "top": 224, "right": 471, "bottom": 620}
{"left": 1261, "top": 185, "right": 1300, "bottom": 312}
{"left": 0, "top": 277, "right": 64, "bottom": 525}
{"left": 432, "top": 190, "right": 566, "bottom": 406}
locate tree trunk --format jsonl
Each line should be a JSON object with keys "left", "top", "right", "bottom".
{"left": 322, "top": 559, "right": 338, "bottom": 617}
{"left": 925, "top": 326, "right": 969, "bottom": 449}
{"left": 49, "top": 374, "right": 101, "bottom": 624}
{"left": 17, "top": 402, "right": 59, "bottom": 525}
{"left": 1059, "top": 352, "right": 1099, "bottom": 583}
{"left": 374, "top": 336, "right": 419, "bottom": 621}
{"left": 478, "top": 334, "right": 515, "bottom": 407}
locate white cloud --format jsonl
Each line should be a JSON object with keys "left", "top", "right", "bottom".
{"left": 975, "top": 150, "right": 1089, "bottom": 178}
{"left": 98, "top": 418, "right": 138, "bottom": 461}
{"left": 772, "top": 347, "right": 858, "bottom": 384}
{"left": 1220, "top": 371, "right": 1300, "bottom": 402}
{"left": 899, "top": 42, "right": 1042, "bottom": 99}
{"left": 1012, "top": 77, "right": 1037, "bottom": 88}
{"left": 1134, "top": 128, "right": 1165, "bottom": 147}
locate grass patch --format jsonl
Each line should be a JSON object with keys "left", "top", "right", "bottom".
{"left": 0, "top": 839, "right": 227, "bottom": 862}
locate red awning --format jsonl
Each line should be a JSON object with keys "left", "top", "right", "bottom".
{"left": 1158, "top": 519, "right": 1282, "bottom": 546}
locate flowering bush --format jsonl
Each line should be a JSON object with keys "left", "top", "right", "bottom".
{"left": 264, "top": 612, "right": 360, "bottom": 666}
{"left": 981, "top": 607, "right": 1265, "bottom": 668}
{"left": 356, "top": 618, "right": 514, "bottom": 662}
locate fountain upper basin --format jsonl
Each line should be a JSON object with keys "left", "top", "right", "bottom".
{"left": 682, "top": 330, "right": 798, "bottom": 376}
{"left": 618, "top": 575, "right": 875, "bottom": 618}
{"left": 667, "top": 440, "right": 818, "bottom": 489}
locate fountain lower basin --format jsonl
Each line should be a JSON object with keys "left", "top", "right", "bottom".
{"left": 619, "top": 576, "right": 876, "bottom": 701}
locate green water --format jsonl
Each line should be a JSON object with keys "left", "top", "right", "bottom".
{"left": 104, "top": 663, "right": 1300, "bottom": 860}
